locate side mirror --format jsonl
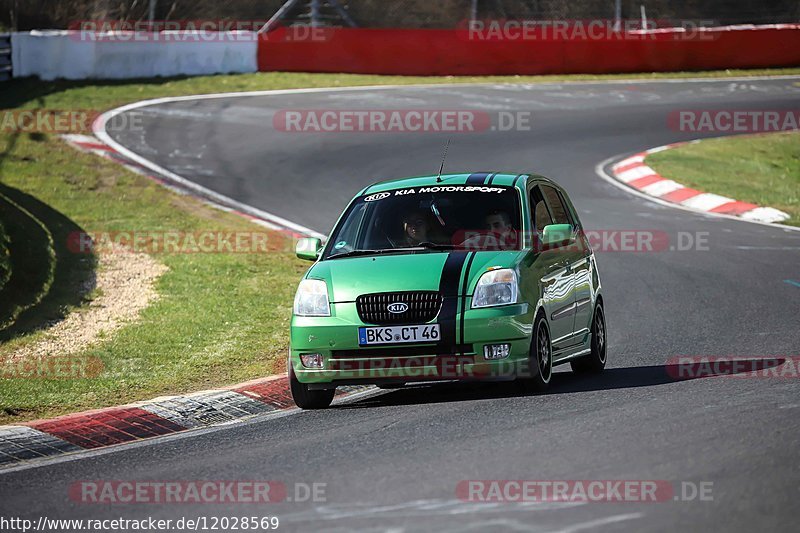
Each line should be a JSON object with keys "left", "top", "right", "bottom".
{"left": 296, "top": 238, "right": 322, "bottom": 261}
{"left": 541, "top": 224, "right": 575, "bottom": 249}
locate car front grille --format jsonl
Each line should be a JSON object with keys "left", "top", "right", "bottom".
{"left": 356, "top": 291, "right": 443, "bottom": 325}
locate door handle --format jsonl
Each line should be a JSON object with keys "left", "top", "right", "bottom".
{"left": 545, "top": 263, "right": 563, "bottom": 275}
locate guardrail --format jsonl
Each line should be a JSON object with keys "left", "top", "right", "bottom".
{"left": 0, "top": 34, "right": 11, "bottom": 81}
{"left": 258, "top": 24, "right": 800, "bottom": 76}
{"left": 11, "top": 31, "right": 257, "bottom": 80}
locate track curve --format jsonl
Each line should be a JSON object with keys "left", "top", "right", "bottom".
{"left": 2, "top": 77, "right": 800, "bottom": 532}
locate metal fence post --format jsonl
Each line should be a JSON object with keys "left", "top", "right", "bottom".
{"left": 259, "top": 0, "right": 303, "bottom": 33}
{"left": 310, "top": 0, "right": 322, "bottom": 27}
{"left": 0, "top": 34, "right": 11, "bottom": 81}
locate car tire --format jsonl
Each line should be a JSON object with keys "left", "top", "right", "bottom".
{"left": 570, "top": 303, "right": 607, "bottom": 375}
{"left": 289, "top": 363, "right": 335, "bottom": 409}
{"left": 518, "top": 313, "right": 552, "bottom": 393}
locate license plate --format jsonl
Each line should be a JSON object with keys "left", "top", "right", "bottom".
{"left": 358, "top": 324, "right": 440, "bottom": 346}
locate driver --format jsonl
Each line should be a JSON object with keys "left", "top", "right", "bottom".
{"left": 401, "top": 211, "right": 430, "bottom": 246}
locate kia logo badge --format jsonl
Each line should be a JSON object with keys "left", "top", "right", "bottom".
{"left": 387, "top": 302, "right": 409, "bottom": 314}
{"left": 364, "top": 192, "right": 391, "bottom": 202}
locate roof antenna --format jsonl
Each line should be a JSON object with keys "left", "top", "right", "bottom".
{"left": 436, "top": 138, "right": 451, "bottom": 183}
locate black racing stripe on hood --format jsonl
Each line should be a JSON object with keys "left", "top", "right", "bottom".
{"left": 459, "top": 252, "right": 477, "bottom": 353}
{"left": 438, "top": 251, "right": 469, "bottom": 354}
{"left": 465, "top": 172, "right": 491, "bottom": 185}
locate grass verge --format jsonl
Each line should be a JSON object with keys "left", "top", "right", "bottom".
{"left": 647, "top": 131, "right": 800, "bottom": 226}
{"left": 0, "top": 68, "right": 798, "bottom": 423}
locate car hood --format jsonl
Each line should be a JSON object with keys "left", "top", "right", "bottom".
{"left": 308, "top": 250, "right": 525, "bottom": 302}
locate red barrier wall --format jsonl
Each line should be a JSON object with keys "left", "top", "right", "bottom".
{"left": 258, "top": 24, "right": 800, "bottom": 76}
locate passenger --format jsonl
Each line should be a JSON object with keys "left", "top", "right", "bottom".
{"left": 485, "top": 210, "right": 518, "bottom": 249}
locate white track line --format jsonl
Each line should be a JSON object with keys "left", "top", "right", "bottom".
{"left": 549, "top": 513, "right": 645, "bottom": 533}
{"left": 94, "top": 109, "right": 327, "bottom": 240}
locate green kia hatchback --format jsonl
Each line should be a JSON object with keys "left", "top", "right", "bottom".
{"left": 289, "top": 172, "right": 606, "bottom": 408}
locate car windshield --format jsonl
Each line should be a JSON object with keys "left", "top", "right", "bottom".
{"left": 323, "top": 185, "right": 522, "bottom": 259}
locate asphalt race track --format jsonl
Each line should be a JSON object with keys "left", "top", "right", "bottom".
{"left": 2, "top": 78, "right": 800, "bottom": 532}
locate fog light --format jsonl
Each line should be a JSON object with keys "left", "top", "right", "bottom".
{"left": 484, "top": 344, "right": 511, "bottom": 360}
{"left": 300, "top": 353, "right": 324, "bottom": 369}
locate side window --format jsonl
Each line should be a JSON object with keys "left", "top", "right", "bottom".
{"left": 530, "top": 186, "right": 553, "bottom": 233}
{"left": 541, "top": 186, "right": 572, "bottom": 226}
{"left": 560, "top": 192, "right": 582, "bottom": 231}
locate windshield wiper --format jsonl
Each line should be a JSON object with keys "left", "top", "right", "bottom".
{"left": 328, "top": 249, "right": 386, "bottom": 260}
{"left": 328, "top": 243, "right": 457, "bottom": 259}
{"left": 402, "top": 242, "right": 459, "bottom": 251}
{"left": 328, "top": 248, "right": 416, "bottom": 260}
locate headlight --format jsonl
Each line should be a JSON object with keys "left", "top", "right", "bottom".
{"left": 293, "top": 279, "right": 330, "bottom": 317}
{"left": 472, "top": 269, "right": 518, "bottom": 309}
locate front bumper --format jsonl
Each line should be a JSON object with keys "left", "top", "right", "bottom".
{"left": 290, "top": 301, "right": 532, "bottom": 386}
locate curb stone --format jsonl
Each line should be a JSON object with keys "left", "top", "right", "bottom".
{"left": 0, "top": 375, "right": 372, "bottom": 469}
{"left": 610, "top": 141, "right": 791, "bottom": 224}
